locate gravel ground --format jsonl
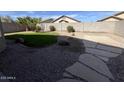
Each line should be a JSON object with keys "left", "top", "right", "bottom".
{"left": 0, "top": 37, "right": 84, "bottom": 82}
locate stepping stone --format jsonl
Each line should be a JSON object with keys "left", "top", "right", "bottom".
{"left": 66, "top": 62, "right": 110, "bottom": 82}
{"left": 79, "top": 54, "right": 114, "bottom": 79}
{"left": 57, "top": 78, "right": 82, "bottom": 82}
{"left": 63, "top": 73, "right": 73, "bottom": 78}
{"left": 96, "top": 44, "right": 122, "bottom": 54}
{"left": 86, "top": 48, "right": 119, "bottom": 58}
{"left": 82, "top": 40, "right": 97, "bottom": 48}
{"left": 96, "top": 55, "right": 109, "bottom": 62}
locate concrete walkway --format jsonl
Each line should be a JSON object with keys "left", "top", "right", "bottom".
{"left": 58, "top": 33, "right": 124, "bottom": 82}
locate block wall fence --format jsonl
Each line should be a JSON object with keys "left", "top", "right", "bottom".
{"left": 41, "top": 21, "right": 124, "bottom": 37}
{"left": 2, "top": 23, "right": 26, "bottom": 33}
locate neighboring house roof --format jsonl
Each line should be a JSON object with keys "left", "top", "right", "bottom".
{"left": 113, "top": 11, "right": 124, "bottom": 16}
{"left": 97, "top": 16, "right": 124, "bottom": 22}
{"left": 41, "top": 18, "right": 54, "bottom": 23}
{"left": 52, "top": 15, "right": 81, "bottom": 23}
{"left": 97, "top": 11, "right": 124, "bottom": 22}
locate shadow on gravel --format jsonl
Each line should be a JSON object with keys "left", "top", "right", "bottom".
{"left": 0, "top": 35, "right": 85, "bottom": 82}
{"left": 0, "top": 34, "right": 124, "bottom": 82}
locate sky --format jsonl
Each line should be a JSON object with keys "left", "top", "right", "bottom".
{"left": 0, "top": 11, "right": 119, "bottom": 22}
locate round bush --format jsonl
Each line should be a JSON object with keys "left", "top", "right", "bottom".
{"left": 49, "top": 26, "right": 56, "bottom": 31}
{"left": 67, "top": 26, "right": 75, "bottom": 33}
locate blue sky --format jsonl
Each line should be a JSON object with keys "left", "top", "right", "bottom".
{"left": 0, "top": 11, "right": 119, "bottom": 22}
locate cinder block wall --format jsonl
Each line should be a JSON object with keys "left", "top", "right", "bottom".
{"left": 41, "top": 21, "right": 116, "bottom": 33}
{"left": 83, "top": 22, "right": 116, "bottom": 33}
{"left": 2, "top": 23, "right": 26, "bottom": 33}
{"left": 114, "top": 20, "right": 124, "bottom": 37}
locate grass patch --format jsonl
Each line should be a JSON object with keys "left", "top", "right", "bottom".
{"left": 5, "top": 31, "right": 58, "bottom": 47}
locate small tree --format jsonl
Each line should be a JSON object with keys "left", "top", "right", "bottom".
{"left": 67, "top": 26, "right": 75, "bottom": 36}
{"left": 16, "top": 16, "right": 42, "bottom": 31}
{"left": 49, "top": 26, "right": 56, "bottom": 31}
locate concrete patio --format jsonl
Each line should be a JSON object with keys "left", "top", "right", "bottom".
{"left": 58, "top": 31, "right": 124, "bottom": 82}
{"left": 57, "top": 31, "right": 124, "bottom": 48}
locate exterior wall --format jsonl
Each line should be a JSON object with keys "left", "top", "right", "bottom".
{"left": 101, "top": 18, "right": 119, "bottom": 21}
{"left": 115, "top": 13, "right": 124, "bottom": 19}
{"left": 53, "top": 17, "right": 79, "bottom": 23}
{"left": 2, "top": 23, "right": 26, "bottom": 33}
{"left": 41, "top": 21, "right": 116, "bottom": 33}
{"left": 114, "top": 20, "right": 124, "bottom": 37}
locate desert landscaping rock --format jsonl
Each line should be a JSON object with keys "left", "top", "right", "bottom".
{"left": 86, "top": 48, "right": 119, "bottom": 58}
{"left": 82, "top": 40, "right": 97, "bottom": 48}
{"left": 79, "top": 54, "right": 114, "bottom": 79}
{"left": 96, "top": 44, "right": 122, "bottom": 54}
{"left": 66, "top": 62, "right": 110, "bottom": 82}
{"left": 58, "top": 40, "right": 70, "bottom": 46}
{"left": 58, "top": 78, "right": 82, "bottom": 82}
{"left": 0, "top": 42, "right": 81, "bottom": 82}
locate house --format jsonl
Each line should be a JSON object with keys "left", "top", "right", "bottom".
{"left": 114, "top": 11, "right": 124, "bottom": 19}
{"left": 97, "top": 11, "right": 124, "bottom": 22}
{"left": 97, "top": 16, "right": 124, "bottom": 22}
{"left": 41, "top": 18, "right": 54, "bottom": 23}
{"left": 52, "top": 15, "right": 81, "bottom": 23}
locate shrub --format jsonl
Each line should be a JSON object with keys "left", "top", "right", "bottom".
{"left": 15, "top": 38, "right": 25, "bottom": 44}
{"left": 36, "top": 26, "right": 41, "bottom": 32}
{"left": 67, "top": 26, "right": 75, "bottom": 33}
{"left": 49, "top": 26, "right": 56, "bottom": 31}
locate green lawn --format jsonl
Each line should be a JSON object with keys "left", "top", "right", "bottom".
{"left": 5, "top": 31, "right": 58, "bottom": 47}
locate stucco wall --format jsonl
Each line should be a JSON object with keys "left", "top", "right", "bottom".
{"left": 41, "top": 22, "right": 116, "bottom": 33}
